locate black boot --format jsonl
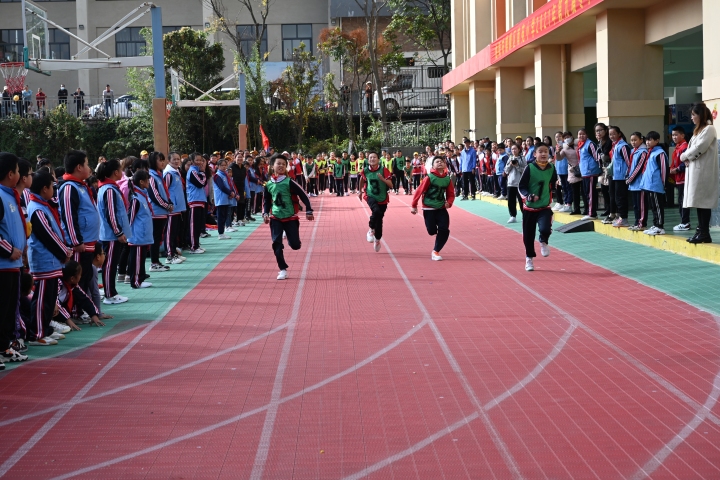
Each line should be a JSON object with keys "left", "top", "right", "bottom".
{"left": 688, "top": 233, "right": 712, "bottom": 244}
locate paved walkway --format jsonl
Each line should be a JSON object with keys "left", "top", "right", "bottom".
{"left": 1, "top": 196, "right": 719, "bottom": 479}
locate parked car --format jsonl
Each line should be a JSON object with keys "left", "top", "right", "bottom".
{"left": 89, "top": 95, "right": 143, "bottom": 118}
{"left": 373, "top": 67, "right": 448, "bottom": 113}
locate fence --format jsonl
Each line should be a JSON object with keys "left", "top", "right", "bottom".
{"left": 0, "top": 95, "right": 143, "bottom": 120}
{"left": 383, "top": 118, "right": 451, "bottom": 147}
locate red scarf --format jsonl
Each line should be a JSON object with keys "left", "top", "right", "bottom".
{"left": 609, "top": 140, "right": 619, "bottom": 159}
{"left": 62, "top": 174, "right": 96, "bottom": 205}
{"left": 62, "top": 280, "right": 74, "bottom": 312}
{"left": 577, "top": 140, "right": 586, "bottom": 150}
{"left": 133, "top": 186, "right": 155, "bottom": 216}
{"left": 98, "top": 178, "right": 129, "bottom": 209}
{"left": 28, "top": 193, "right": 64, "bottom": 242}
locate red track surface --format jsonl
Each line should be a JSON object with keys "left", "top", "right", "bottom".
{"left": 1, "top": 196, "right": 720, "bottom": 479}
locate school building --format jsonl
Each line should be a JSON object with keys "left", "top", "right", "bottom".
{"left": 443, "top": 0, "right": 711, "bottom": 143}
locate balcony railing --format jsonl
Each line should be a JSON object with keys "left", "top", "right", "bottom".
{"left": 0, "top": 96, "right": 144, "bottom": 120}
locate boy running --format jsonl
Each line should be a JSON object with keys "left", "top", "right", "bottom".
{"left": 410, "top": 156, "right": 455, "bottom": 261}
{"left": 358, "top": 152, "right": 393, "bottom": 252}
{"left": 262, "top": 154, "right": 314, "bottom": 280}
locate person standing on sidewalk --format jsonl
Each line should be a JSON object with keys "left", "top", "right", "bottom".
{"left": 504, "top": 143, "right": 526, "bottom": 224}
{"left": 460, "top": 138, "right": 477, "bottom": 200}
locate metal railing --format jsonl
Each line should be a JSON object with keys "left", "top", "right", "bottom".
{"left": 383, "top": 118, "right": 451, "bottom": 147}
{"left": 0, "top": 95, "right": 144, "bottom": 119}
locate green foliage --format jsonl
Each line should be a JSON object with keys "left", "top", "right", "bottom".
{"left": 0, "top": 107, "right": 83, "bottom": 163}
{"left": 164, "top": 28, "right": 224, "bottom": 97}
{"left": 387, "top": 0, "right": 451, "bottom": 68}
{"left": 279, "top": 43, "right": 322, "bottom": 148}
{"left": 103, "top": 115, "right": 154, "bottom": 159}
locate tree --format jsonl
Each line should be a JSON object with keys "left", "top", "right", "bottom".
{"left": 387, "top": 0, "right": 451, "bottom": 70}
{"left": 279, "top": 43, "right": 321, "bottom": 149}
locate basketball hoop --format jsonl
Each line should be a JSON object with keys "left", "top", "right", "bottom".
{"left": 0, "top": 62, "right": 28, "bottom": 94}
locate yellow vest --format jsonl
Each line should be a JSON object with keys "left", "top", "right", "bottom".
{"left": 317, "top": 159, "right": 327, "bottom": 174}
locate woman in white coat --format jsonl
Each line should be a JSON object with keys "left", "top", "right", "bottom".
{"left": 681, "top": 103, "right": 719, "bottom": 244}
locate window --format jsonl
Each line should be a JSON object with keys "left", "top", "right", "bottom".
{"left": 236, "top": 25, "right": 267, "bottom": 59}
{"left": 0, "top": 29, "right": 23, "bottom": 62}
{"left": 115, "top": 27, "right": 146, "bottom": 57}
{"left": 427, "top": 66, "right": 448, "bottom": 79}
{"left": 282, "top": 24, "right": 312, "bottom": 61}
{"left": 49, "top": 28, "right": 70, "bottom": 60}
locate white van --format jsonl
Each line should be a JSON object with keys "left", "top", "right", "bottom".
{"left": 373, "top": 66, "right": 448, "bottom": 113}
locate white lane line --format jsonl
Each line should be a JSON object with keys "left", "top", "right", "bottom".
{"left": 361, "top": 201, "right": 523, "bottom": 479}
{"left": 0, "top": 301, "right": 177, "bottom": 477}
{"left": 0, "top": 321, "right": 291, "bottom": 428}
{"left": 49, "top": 319, "right": 430, "bottom": 480}
{"left": 451, "top": 235, "right": 720, "bottom": 475}
{"left": 249, "top": 198, "right": 324, "bottom": 480}
{"left": 343, "top": 321, "right": 576, "bottom": 479}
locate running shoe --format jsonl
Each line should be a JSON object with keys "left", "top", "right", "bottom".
{"left": 431, "top": 251, "right": 443, "bottom": 261}
{"left": 218, "top": 234, "right": 232, "bottom": 240}
{"left": 139, "top": 282, "right": 153, "bottom": 288}
{"left": 103, "top": 295, "right": 129, "bottom": 305}
{"left": 552, "top": 203, "right": 562, "bottom": 211}
{"left": 226, "top": 227, "right": 238, "bottom": 232}
{"left": 673, "top": 223, "right": 691, "bottom": 231}
{"left": 507, "top": 216, "right": 517, "bottom": 224}
{"left": 601, "top": 215, "right": 615, "bottom": 224}
{"left": 1, "top": 348, "right": 27, "bottom": 362}
{"left": 581, "top": 215, "right": 597, "bottom": 221}
{"left": 373, "top": 240, "right": 381, "bottom": 252}
{"left": 28, "top": 337, "right": 57, "bottom": 346}
{"left": 613, "top": 218, "right": 629, "bottom": 228}
{"left": 200, "top": 232, "right": 211, "bottom": 238}
{"left": 366, "top": 229, "right": 375, "bottom": 243}
{"left": 11, "top": 339, "right": 27, "bottom": 353}
{"left": 188, "top": 248, "right": 205, "bottom": 254}
{"left": 49, "top": 331, "right": 65, "bottom": 340}
{"left": 540, "top": 242, "right": 550, "bottom": 257}
{"left": 150, "top": 264, "right": 170, "bottom": 272}
{"left": 277, "top": 269, "right": 288, "bottom": 280}
{"left": 525, "top": 257, "right": 534, "bottom": 271}
{"left": 117, "top": 274, "right": 127, "bottom": 283}
{"left": 644, "top": 226, "right": 665, "bottom": 236}
{"left": 50, "top": 320, "right": 71, "bottom": 334}
{"left": 166, "top": 256, "right": 183, "bottom": 265}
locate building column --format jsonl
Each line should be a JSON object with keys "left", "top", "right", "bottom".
{"left": 567, "top": 69, "right": 585, "bottom": 133}
{"left": 495, "top": 67, "right": 534, "bottom": 140}
{"left": 703, "top": 0, "right": 720, "bottom": 106}
{"left": 450, "top": 92, "right": 470, "bottom": 143}
{"left": 534, "top": 45, "right": 563, "bottom": 138}
{"left": 451, "top": 0, "right": 466, "bottom": 67}
{"left": 76, "top": 0, "right": 91, "bottom": 95}
{"left": 596, "top": 9, "right": 664, "bottom": 135}
{"left": 469, "top": 81, "right": 495, "bottom": 140}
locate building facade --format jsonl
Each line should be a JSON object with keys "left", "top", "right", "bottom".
{"left": 444, "top": 0, "right": 712, "bottom": 143}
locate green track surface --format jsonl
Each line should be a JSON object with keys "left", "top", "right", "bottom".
{"left": 8, "top": 222, "right": 260, "bottom": 370}
{"left": 454, "top": 199, "right": 720, "bottom": 316}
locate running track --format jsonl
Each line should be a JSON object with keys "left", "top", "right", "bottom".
{"left": 1, "top": 196, "right": 719, "bottom": 479}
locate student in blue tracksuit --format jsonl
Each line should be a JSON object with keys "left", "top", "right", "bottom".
{"left": 227, "top": 165, "right": 239, "bottom": 230}
{"left": 163, "top": 151, "right": 187, "bottom": 264}
{"left": 639, "top": 131, "right": 668, "bottom": 236}
{"left": 625, "top": 132, "right": 649, "bottom": 231}
{"left": 0, "top": 152, "right": 28, "bottom": 364}
{"left": 95, "top": 159, "right": 130, "bottom": 304}
{"left": 459, "top": 138, "right": 477, "bottom": 200}
{"left": 147, "top": 152, "right": 173, "bottom": 272}
{"left": 186, "top": 153, "right": 208, "bottom": 254}
{"left": 127, "top": 170, "right": 154, "bottom": 288}
{"left": 576, "top": 128, "right": 602, "bottom": 219}
{"left": 27, "top": 171, "right": 75, "bottom": 345}
{"left": 212, "top": 158, "right": 236, "bottom": 239}
{"left": 495, "top": 144, "right": 509, "bottom": 198}
{"left": 609, "top": 126, "right": 633, "bottom": 227}
{"left": 58, "top": 150, "right": 101, "bottom": 294}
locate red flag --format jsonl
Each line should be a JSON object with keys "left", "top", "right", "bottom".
{"left": 259, "top": 125, "right": 270, "bottom": 152}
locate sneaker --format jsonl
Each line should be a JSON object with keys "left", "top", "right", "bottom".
{"left": 49, "top": 331, "right": 65, "bottom": 340}
{"left": 601, "top": 215, "right": 615, "bottom": 224}
{"left": 540, "top": 242, "right": 550, "bottom": 257}
{"left": 189, "top": 248, "right": 205, "bottom": 254}
{"left": 218, "top": 234, "right": 232, "bottom": 240}
{"left": 673, "top": 223, "right": 691, "bottom": 231}
{"left": 247, "top": 216, "right": 256, "bottom": 222}
{"left": 226, "top": 227, "right": 238, "bottom": 232}
{"left": 124, "top": 276, "right": 131, "bottom": 284}
{"left": 613, "top": 218, "right": 630, "bottom": 228}
{"left": 507, "top": 216, "right": 517, "bottom": 224}
{"left": 139, "top": 281, "right": 153, "bottom": 288}
{"left": 460, "top": 197, "right": 468, "bottom": 201}
{"left": 175, "top": 247, "right": 183, "bottom": 255}
{"left": 150, "top": 264, "right": 170, "bottom": 272}
{"left": 117, "top": 274, "right": 127, "bottom": 283}
{"left": 76, "top": 315, "right": 91, "bottom": 325}
{"left": 645, "top": 226, "right": 665, "bottom": 236}
{"left": 1, "top": 348, "right": 27, "bottom": 362}
{"left": 373, "top": 239, "right": 381, "bottom": 252}
{"left": 238, "top": 221, "right": 246, "bottom": 226}
{"left": 366, "top": 229, "right": 375, "bottom": 243}
{"left": 11, "top": 339, "right": 27, "bottom": 353}
{"left": 552, "top": 203, "right": 562, "bottom": 211}
{"left": 628, "top": 225, "right": 642, "bottom": 231}
{"left": 498, "top": 195, "right": 507, "bottom": 200}
{"left": 200, "top": 232, "right": 211, "bottom": 238}
{"left": 560, "top": 205, "right": 572, "bottom": 213}
{"left": 50, "top": 321, "right": 71, "bottom": 334}
{"left": 103, "top": 295, "right": 129, "bottom": 305}
{"left": 166, "top": 256, "right": 183, "bottom": 265}
{"left": 282, "top": 232, "right": 287, "bottom": 239}
{"left": 277, "top": 269, "right": 288, "bottom": 280}
{"left": 28, "top": 337, "right": 57, "bottom": 346}
{"left": 431, "top": 251, "right": 443, "bottom": 261}
{"left": 525, "top": 257, "right": 534, "bottom": 271}
{"left": 581, "top": 215, "right": 597, "bottom": 221}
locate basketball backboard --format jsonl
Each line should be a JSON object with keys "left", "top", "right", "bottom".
{"left": 22, "top": 0, "right": 49, "bottom": 61}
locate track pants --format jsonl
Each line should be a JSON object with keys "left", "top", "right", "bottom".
{"left": 632, "top": 190, "right": 648, "bottom": 228}
{"left": 522, "top": 208, "right": 553, "bottom": 258}
{"left": 102, "top": 240, "right": 122, "bottom": 298}
{"left": 676, "top": 184, "right": 690, "bottom": 225}
{"left": 127, "top": 245, "right": 148, "bottom": 289}
{"left": 0, "top": 271, "right": 20, "bottom": 350}
{"left": 647, "top": 190, "right": 665, "bottom": 229}
{"left": 614, "top": 180, "right": 629, "bottom": 219}
{"left": 582, "top": 176, "right": 598, "bottom": 217}
{"left": 335, "top": 179, "right": 345, "bottom": 196}
{"left": 190, "top": 205, "right": 205, "bottom": 250}
{"left": 29, "top": 277, "right": 58, "bottom": 341}
{"left": 165, "top": 213, "right": 181, "bottom": 258}
{"left": 270, "top": 218, "right": 301, "bottom": 270}
{"left": 507, "top": 186, "right": 521, "bottom": 218}
{"left": 216, "top": 205, "right": 228, "bottom": 235}
{"left": 367, "top": 197, "right": 388, "bottom": 240}
{"left": 423, "top": 209, "right": 450, "bottom": 253}
{"left": 462, "top": 171, "right": 476, "bottom": 198}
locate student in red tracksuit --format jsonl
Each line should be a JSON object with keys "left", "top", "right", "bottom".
{"left": 410, "top": 156, "right": 455, "bottom": 261}
{"left": 670, "top": 126, "right": 690, "bottom": 231}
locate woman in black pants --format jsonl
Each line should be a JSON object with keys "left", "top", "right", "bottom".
{"left": 147, "top": 152, "right": 173, "bottom": 271}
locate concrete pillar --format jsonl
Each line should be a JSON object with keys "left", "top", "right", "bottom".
{"left": 507, "top": 0, "right": 526, "bottom": 29}
{"left": 451, "top": 0, "right": 466, "bottom": 67}
{"left": 567, "top": 70, "right": 585, "bottom": 133}
{"left": 534, "top": 45, "right": 563, "bottom": 138}
{"left": 702, "top": 0, "right": 720, "bottom": 106}
{"left": 450, "top": 92, "right": 470, "bottom": 143}
{"left": 470, "top": 0, "right": 492, "bottom": 55}
{"left": 495, "top": 67, "right": 534, "bottom": 140}
{"left": 596, "top": 10, "right": 664, "bottom": 135}
{"left": 76, "top": 0, "right": 91, "bottom": 95}
{"left": 469, "top": 81, "right": 495, "bottom": 139}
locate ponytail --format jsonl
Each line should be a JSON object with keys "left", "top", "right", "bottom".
{"left": 128, "top": 170, "right": 149, "bottom": 200}
{"left": 96, "top": 158, "right": 121, "bottom": 181}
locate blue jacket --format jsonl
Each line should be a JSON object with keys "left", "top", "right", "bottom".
{"left": 213, "top": 170, "right": 232, "bottom": 206}
{"left": 639, "top": 146, "right": 667, "bottom": 194}
{"left": 97, "top": 183, "right": 130, "bottom": 242}
{"left": 460, "top": 147, "right": 477, "bottom": 172}
{"left": 0, "top": 185, "right": 27, "bottom": 270}
{"left": 148, "top": 170, "right": 172, "bottom": 217}
{"left": 186, "top": 165, "right": 207, "bottom": 205}
{"left": 627, "top": 146, "right": 648, "bottom": 192}
{"left": 611, "top": 140, "right": 633, "bottom": 180}
{"left": 555, "top": 149, "right": 568, "bottom": 175}
{"left": 27, "top": 196, "right": 70, "bottom": 275}
{"left": 163, "top": 165, "right": 187, "bottom": 213}
{"left": 525, "top": 146, "right": 535, "bottom": 164}
{"left": 578, "top": 141, "right": 602, "bottom": 177}
{"left": 495, "top": 153, "right": 508, "bottom": 175}
{"left": 128, "top": 188, "right": 154, "bottom": 246}
{"left": 58, "top": 179, "right": 101, "bottom": 245}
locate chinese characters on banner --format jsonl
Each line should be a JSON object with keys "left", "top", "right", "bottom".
{"left": 490, "top": 0, "right": 604, "bottom": 63}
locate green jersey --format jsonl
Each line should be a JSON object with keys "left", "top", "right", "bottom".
{"left": 403, "top": 165, "right": 412, "bottom": 178}
{"left": 363, "top": 165, "right": 389, "bottom": 202}
{"left": 265, "top": 176, "right": 296, "bottom": 219}
{"left": 395, "top": 155, "right": 406, "bottom": 170}
{"left": 333, "top": 161, "right": 345, "bottom": 177}
{"left": 525, "top": 162, "right": 556, "bottom": 210}
{"left": 423, "top": 172, "right": 452, "bottom": 209}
